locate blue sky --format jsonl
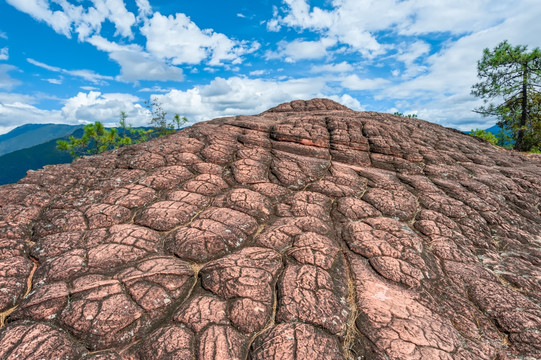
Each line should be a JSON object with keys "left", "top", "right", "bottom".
{"left": 0, "top": 0, "right": 540, "bottom": 135}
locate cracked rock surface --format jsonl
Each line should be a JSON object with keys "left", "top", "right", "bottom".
{"left": 1, "top": 98, "right": 540, "bottom": 359}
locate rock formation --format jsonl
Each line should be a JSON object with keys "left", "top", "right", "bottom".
{"left": 0, "top": 98, "right": 540, "bottom": 359}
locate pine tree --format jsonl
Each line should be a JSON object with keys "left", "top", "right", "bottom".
{"left": 471, "top": 40, "right": 541, "bottom": 151}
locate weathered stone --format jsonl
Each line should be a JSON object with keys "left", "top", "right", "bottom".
{"left": 277, "top": 262, "right": 349, "bottom": 335}
{"left": 173, "top": 294, "right": 229, "bottom": 333}
{"left": 0, "top": 322, "right": 83, "bottom": 359}
{"left": 198, "top": 325, "right": 248, "bottom": 360}
{"left": 201, "top": 247, "right": 282, "bottom": 303}
{"left": 251, "top": 322, "right": 345, "bottom": 360}
{"left": 138, "top": 165, "right": 193, "bottom": 189}
{"left": 1, "top": 98, "right": 540, "bottom": 359}
{"left": 59, "top": 275, "right": 145, "bottom": 349}
{"left": 103, "top": 184, "right": 156, "bottom": 208}
{"left": 166, "top": 207, "right": 258, "bottom": 262}
{"left": 135, "top": 324, "right": 194, "bottom": 359}
{"left": 0, "top": 256, "right": 33, "bottom": 311}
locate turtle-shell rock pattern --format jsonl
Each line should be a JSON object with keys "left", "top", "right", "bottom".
{"left": 1, "top": 98, "right": 540, "bottom": 360}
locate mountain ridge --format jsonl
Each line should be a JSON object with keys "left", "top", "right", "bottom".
{"left": 0, "top": 123, "right": 82, "bottom": 157}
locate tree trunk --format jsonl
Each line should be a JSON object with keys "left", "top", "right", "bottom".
{"left": 514, "top": 67, "right": 528, "bottom": 151}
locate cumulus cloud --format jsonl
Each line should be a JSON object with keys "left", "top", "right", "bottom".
{"left": 5, "top": 1, "right": 258, "bottom": 83}
{"left": 0, "top": 48, "right": 8, "bottom": 61}
{"left": 327, "top": 93, "right": 363, "bottom": 111}
{"left": 6, "top": 0, "right": 135, "bottom": 40}
{"left": 268, "top": 0, "right": 537, "bottom": 59}
{"left": 268, "top": 0, "right": 386, "bottom": 57}
{"left": 135, "top": 0, "right": 152, "bottom": 21}
{"left": 5, "top": 0, "right": 72, "bottom": 37}
{"left": 87, "top": 36, "right": 184, "bottom": 82}
{"left": 141, "top": 12, "right": 258, "bottom": 66}
{"left": 61, "top": 91, "right": 149, "bottom": 126}
{"left": 149, "top": 75, "right": 359, "bottom": 123}
{"left": 379, "top": 2, "right": 541, "bottom": 130}
{"left": 0, "top": 91, "right": 150, "bottom": 135}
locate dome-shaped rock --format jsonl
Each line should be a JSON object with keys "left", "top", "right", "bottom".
{"left": 1, "top": 98, "right": 540, "bottom": 359}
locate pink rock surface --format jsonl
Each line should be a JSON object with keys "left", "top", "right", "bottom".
{"left": 1, "top": 98, "right": 540, "bottom": 359}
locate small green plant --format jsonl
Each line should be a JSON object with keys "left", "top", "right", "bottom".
{"left": 174, "top": 113, "right": 188, "bottom": 130}
{"left": 393, "top": 112, "right": 418, "bottom": 118}
{"left": 470, "top": 129, "right": 499, "bottom": 145}
{"left": 57, "top": 121, "right": 131, "bottom": 158}
{"left": 57, "top": 112, "right": 153, "bottom": 158}
{"left": 146, "top": 98, "right": 175, "bottom": 136}
{"left": 58, "top": 102, "right": 188, "bottom": 159}
{"left": 119, "top": 111, "right": 129, "bottom": 137}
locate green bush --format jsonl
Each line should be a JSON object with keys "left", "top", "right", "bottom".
{"left": 470, "top": 129, "right": 499, "bottom": 145}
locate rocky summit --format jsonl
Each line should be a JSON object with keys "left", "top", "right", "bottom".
{"left": 0, "top": 98, "right": 540, "bottom": 360}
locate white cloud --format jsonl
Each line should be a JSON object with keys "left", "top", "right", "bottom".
{"left": 0, "top": 92, "right": 36, "bottom": 105}
{"left": 87, "top": 36, "right": 184, "bottom": 82}
{"left": 396, "top": 40, "right": 430, "bottom": 65}
{"left": 267, "top": 38, "right": 336, "bottom": 62}
{"left": 249, "top": 70, "right": 267, "bottom": 76}
{"left": 394, "top": 40, "right": 430, "bottom": 78}
{"left": 149, "top": 75, "right": 361, "bottom": 124}
{"left": 27, "top": 58, "right": 113, "bottom": 84}
{"left": 237, "top": 13, "right": 246, "bottom": 18}
{"left": 269, "top": 0, "right": 537, "bottom": 60}
{"left": 141, "top": 12, "right": 258, "bottom": 66}
{"left": 328, "top": 94, "right": 363, "bottom": 111}
{"left": 61, "top": 91, "right": 149, "bottom": 126}
{"left": 0, "top": 100, "right": 64, "bottom": 135}
{"left": 138, "top": 86, "right": 171, "bottom": 93}
{"left": 135, "top": 0, "right": 152, "bottom": 21}
{"left": 5, "top": 0, "right": 72, "bottom": 37}
{"left": 5, "top": 2, "right": 258, "bottom": 83}
{"left": 378, "top": 4, "right": 541, "bottom": 130}
{"left": 310, "top": 61, "right": 354, "bottom": 73}
{"left": 341, "top": 75, "right": 389, "bottom": 91}
{"left": 0, "top": 64, "right": 21, "bottom": 90}
{"left": 0, "top": 31, "right": 7, "bottom": 39}
{"left": 0, "top": 91, "right": 152, "bottom": 135}
{"left": 0, "top": 48, "right": 8, "bottom": 61}
{"left": 46, "top": 78, "right": 63, "bottom": 85}
{"left": 268, "top": 0, "right": 387, "bottom": 57}
{"left": 6, "top": 0, "right": 136, "bottom": 40}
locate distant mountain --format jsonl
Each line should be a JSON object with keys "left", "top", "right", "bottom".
{"left": 467, "top": 124, "right": 511, "bottom": 136}
{"left": 0, "top": 123, "right": 81, "bottom": 157}
{"left": 0, "top": 129, "right": 82, "bottom": 185}
{"left": 484, "top": 124, "right": 504, "bottom": 135}
{"left": 0, "top": 126, "right": 160, "bottom": 185}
